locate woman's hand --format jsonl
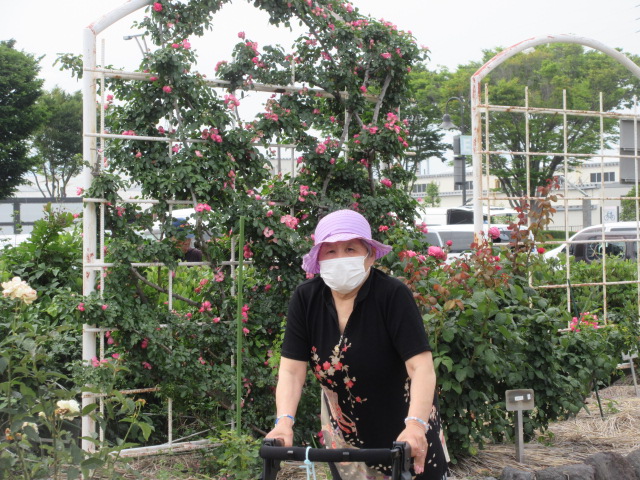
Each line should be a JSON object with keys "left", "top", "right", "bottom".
{"left": 265, "top": 417, "right": 295, "bottom": 447}
{"left": 396, "top": 422, "right": 428, "bottom": 475}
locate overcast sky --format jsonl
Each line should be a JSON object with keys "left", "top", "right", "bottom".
{"left": 2, "top": 0, "right": 639, "bottom": 94}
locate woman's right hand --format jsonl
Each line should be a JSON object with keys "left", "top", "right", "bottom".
{"left": 265, "top": 419, "right": 294, "bottom": 447}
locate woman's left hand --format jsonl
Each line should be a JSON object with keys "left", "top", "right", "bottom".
{"left": 396, "top": 423, "right": 428, "bottom": 475}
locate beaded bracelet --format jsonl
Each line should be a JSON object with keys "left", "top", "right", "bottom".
{"left": 275, "top": 414, "right": 296, "bottom": 426}
{"left": 404, "top": 416, "right": 428, "bottom": 430}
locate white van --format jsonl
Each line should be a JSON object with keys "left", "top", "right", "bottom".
{"left": 424, "top": 224, "right": 512, "bottom": 261}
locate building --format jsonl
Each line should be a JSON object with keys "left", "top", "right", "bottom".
{"left": 411, "top": 158, "right": 634, "bottom": 232}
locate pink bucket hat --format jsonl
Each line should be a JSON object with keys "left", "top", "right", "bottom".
{"left": 302, "top": 209, "right": 392, "bottom": 274}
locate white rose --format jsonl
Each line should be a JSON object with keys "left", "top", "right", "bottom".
{"left": 2, "top": 277, "right": 23, "bottom": 298}
{"left": 56, "top": 399, "right": 81, "bottom": 419}
{"left": 1, "top": 277, "right": 37, "bottom": 304}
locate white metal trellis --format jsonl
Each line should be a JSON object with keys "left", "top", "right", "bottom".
{"left": 468, "top": 34, "right": 640, "bottom": 333}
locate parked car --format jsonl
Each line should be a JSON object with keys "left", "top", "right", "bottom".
{"left": 544, "top": 221, "right": 640, "bottom": 263}
{"left": 424, "top": 224, "right": 512, "bottom": 262}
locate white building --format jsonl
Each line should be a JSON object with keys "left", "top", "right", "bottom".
{"left": 411, "top": 158, "right": 634, "bottom": 232}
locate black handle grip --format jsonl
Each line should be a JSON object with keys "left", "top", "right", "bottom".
{"left": 259, "top": 440, "right": 412, "bottom": 480}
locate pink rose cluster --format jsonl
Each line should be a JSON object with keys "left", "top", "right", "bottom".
{"left": 570, "top": 312, "right": 601, "bottom": 332}
{"left": 384, "top": 112, "right": 409, "bottom": 148}
{"left": 224, "top": 94, "right": 241, "bottom": 109}
{"left": 195, "top": 203, "right": 211, "bottom": 212}
{"left": 281, "top": 214, "right": 299, "bottom": 229}
{"left": 298, "top": 185, "right": 317, "bottom": 202}
{"left": 202, "top": 128, "right": 223, "bottom": 143}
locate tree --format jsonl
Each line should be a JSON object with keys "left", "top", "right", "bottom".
{"left": 620, "top": 185, "right": 638, "bottom": 221}
{"left": 425, "top": 181, "right": 440, "bottom": 207}
{"left": 0, "top": 39, "right": 44, "bottom": 199}
{"left": 30, "top": 88, "right": 83, "bottom": 198}
{"left": 413, "top": 44, "right": 640, "bottom": 204}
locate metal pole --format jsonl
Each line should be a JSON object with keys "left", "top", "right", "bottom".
{"left": 459, "top": 100, "right": 467, "bottom": 205}
{"left": 515, "top": 410, "right": 524, "bottom": 463}
{"left": 235, "top": 216, "right": 245, "bottom": 433}
{"left": 81, "top": 24, "right": 98, "bottom": 453}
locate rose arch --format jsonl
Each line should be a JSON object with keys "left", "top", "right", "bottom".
{"left": 79, "top": 0, "right": 428, "bottom": 452}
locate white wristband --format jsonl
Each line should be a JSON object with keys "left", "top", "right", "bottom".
{"left": 404, "top": 416, "right": 428, "bottom": 430}
{"left": 275, "top": 414, "right": 295, "bottom": 425}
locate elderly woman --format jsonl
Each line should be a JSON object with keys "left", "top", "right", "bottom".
{"left": 266, "top": 210, "right": 449, "bottom": 480}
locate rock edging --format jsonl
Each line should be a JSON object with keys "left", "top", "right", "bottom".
{"left": 495, "top": 449, "right": 640, "bottom": 480}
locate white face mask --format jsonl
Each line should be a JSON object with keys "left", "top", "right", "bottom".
{"left": 319, "top": 255, "right": 370, "bottom": 294}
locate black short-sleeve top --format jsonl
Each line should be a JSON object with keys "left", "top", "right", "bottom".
{"left": 281, "top": 267, "right": 431, "bottom": 449}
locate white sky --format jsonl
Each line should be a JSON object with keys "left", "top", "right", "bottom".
{"left": 2, "top": 0, "right": 639, "bottom": 93}
{"left": 1, "top": 0, "right": 638, "bottom": 182}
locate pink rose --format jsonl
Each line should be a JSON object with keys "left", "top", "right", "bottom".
{"left": 77, "top": 303, "right": 85, "bottom": 312}
{"left": 488, "top": 227, "right": 500, "bottom": 240}
{"left": 427, "top": 246, "right": 446, "bottom": 261}
{"left": 153, "top": 2, "right": 162, "bottom": 12}
{"left": 537, "top": 247, "right": 546, "bottom": 254}
{"left": 162, "top": 85, "right": 172, "bottom": 93}
{"left": 380, "top": 178, "right": 393, "bottom": 188}
{"left": 380, "top": 52, "right": 392, "bottom": 59}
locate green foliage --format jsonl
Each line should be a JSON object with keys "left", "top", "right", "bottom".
{"left": 388, "top": 182, "right": 639, "bottom": 460}
{"left": 620, "top": 185, "right": 638, "bottom": 221}
{"left": 0, "top": 39, "right": 44, "bottom": 199}
{"left": 425, "top": 181, "right": 441, "bottom": 207}
{"left": 0, "top": 204, "right": 82, "bottom": 293}
{"left": 30, "top": 88, "right": 83, "bottom": 198}
{"left": 202, "top": 429, "right": 262, "bottom": 480}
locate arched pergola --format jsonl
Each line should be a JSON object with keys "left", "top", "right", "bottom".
{"left": 470, "top": 34, "right": 640, "bottom": 233}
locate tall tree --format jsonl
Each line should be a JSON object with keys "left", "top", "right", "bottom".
{"left": 30, "top": 88, "right": 83, "bottom": 198}
{"left": 399, "top": 65, "right": 447, "bottom": 192}
{"left": 414, "top": 44, "right": 640, "bottom": 204}
{"left": 0, "top": 40, "right": 44, "bottom": 199}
